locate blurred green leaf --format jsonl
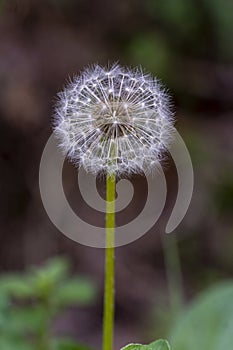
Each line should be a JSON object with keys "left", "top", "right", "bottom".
{"left": 144, "top": 0, "right": 233, "bottom": 62}
{"left": 6, "top": 307, "right": 48, "bottom": 334}
{"left": 146, "top": 0, "right": 199, "bottom": 36}
{"left": 34, "top": 257, "right": 69, "bottom": 283}
{"left": 0, "top": 337, "right": 33, "bottom": 350}
{"left": 0, "top": 258, "right": 96, "bottom": 349}
{"left": 169, "top": 281, "right": 233, "bottom": 350}
{"left": 53, "top": 338, "right": 93, "bottom": 350}
{"left": 127, "top": 33, "right": 172, "bottom": 79}
{"left": 31, "top": 258, "right": 70, "bottom": 297}
{"left": 55, "top": 278, "right": 96, "bottom": 306}
{"left": 215, "top": 315, "right": 233, "bottom": 349}
{"left": 0, "top": 290, "right": 10, "bottom": 309}
{"left": 0, "top": 275, "right": 32, "bottom": 298}
{"left": 121, "top": 339, "right": 171, "bottom": 350}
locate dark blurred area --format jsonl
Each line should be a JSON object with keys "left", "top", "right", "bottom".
{"left": 0, "top": 0, "right": 233, "bottom": 349}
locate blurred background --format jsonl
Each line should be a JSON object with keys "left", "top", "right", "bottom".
{"left": 0, "top": 0, "right": 233, "bottom": 349}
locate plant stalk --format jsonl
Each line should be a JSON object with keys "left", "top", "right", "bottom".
{"left": 162, "top": 233, "right": 184, "bottom": 316}
{"left": 103, "top": 173, "right": 116, "bottom": 350}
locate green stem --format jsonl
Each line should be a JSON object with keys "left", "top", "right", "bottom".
{"left": 162, "top": 233, "right": 184, "bottom": 316}
{"left": 103, "top": 173, "right": 115, "bottom": 350}
{"left": 37, "top": 299, "right": 52, "bottom": 350}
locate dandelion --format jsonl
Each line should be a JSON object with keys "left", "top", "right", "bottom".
{"left": 53, "top": 64, "right": 175, "bottom": 350}
{"left": 53, "top": 64, "right": 174, "bottom": 176}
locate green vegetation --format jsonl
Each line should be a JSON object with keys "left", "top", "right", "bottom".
{"left": 0, "top": 258, "right": 96, "bottom": 350}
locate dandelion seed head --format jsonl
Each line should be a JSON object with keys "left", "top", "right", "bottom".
{"left": 53, "top": 64, "right": 175, "bottom": 176}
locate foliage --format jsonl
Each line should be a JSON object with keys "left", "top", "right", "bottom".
{"left": 126, "top": 0, "right": 233, "bottom": 106}
{"left": 121, "top": 339, "right": 171, "bottom": 350}
{"left": 168, "top": 281, "right": 233, "bottom": 350}
{"left": 0, "top": 257, "right": 96, "bottom": 350}
{"left": 144, "top": 0, "right": 233, "bottom": 60}
{"left": 53, "top": 339, "right": 93, "bottom": 350}
{"left": 0, "top": 256, "right": 172, "bottom": 349}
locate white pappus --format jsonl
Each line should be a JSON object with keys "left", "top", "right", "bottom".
{"left": 53, "top": 64, "right": 175, "bottom": 176}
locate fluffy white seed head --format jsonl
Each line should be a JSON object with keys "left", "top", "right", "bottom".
{"left": 53, "top": 64, "right": 174, "bottom": 176}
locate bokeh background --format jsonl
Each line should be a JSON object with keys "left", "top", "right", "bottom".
{"left": 0, "top": 0, "right": 233, "bottom": 349}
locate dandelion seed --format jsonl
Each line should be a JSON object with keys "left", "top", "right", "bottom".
{"left": 53, "top": 64, "right": 174, "bottom": 176}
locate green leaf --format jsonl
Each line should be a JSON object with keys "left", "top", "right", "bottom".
{"left": 53, "top": 338, "right": 93, "bottom": 350}
{"left": 0, "top": 290, "right": 10, "bottom": 309}
{"left": 0, "top": 258, "right": 70, "bottom": 300}
{"left": 169, "top": 281, "right": 233, "bottom": 350}
{"left": 0, "top": 275, "right": 32, "bottom": 298}
{"left": 33, "top": 258, "right": 69, "bottom": 283}
{"left": 121, "top": 339, "right": 171, "bottom": 350}
{"left": 0, "top": 304, "right": 49, "bottom": 337}
{"left": 54, "top": 278, "right": 96, "bottom": 306}
{"left": 8, "top": 306, "right": 48, "bottom": 334}
{"left": 215, "top": 315, "right": 233, "bottom": 349}
{"left": 0, "top": 337, "right": 33, "bottom": 350}
{"left": 31, "top": 258, "right": 70, "bottom": 296}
